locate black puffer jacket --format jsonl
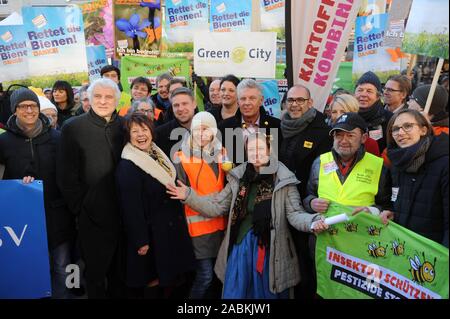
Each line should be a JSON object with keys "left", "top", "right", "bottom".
{"left": 0, "top": 114, "right": 75, "bottom": 249}
{"left": 389, "top": 134, "right": 449, "bottom": 247}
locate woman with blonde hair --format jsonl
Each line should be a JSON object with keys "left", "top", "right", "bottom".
{"left": 329, "top": 94, "right": 380, "bottom": 156}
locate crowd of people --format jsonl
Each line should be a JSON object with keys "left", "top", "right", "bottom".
{"left": 0, "top": 65, "right": 448, "bottom": 299}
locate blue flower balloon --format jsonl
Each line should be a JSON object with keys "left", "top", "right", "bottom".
{"left": 115, "top": 13, "right": 151, "bottom": 39}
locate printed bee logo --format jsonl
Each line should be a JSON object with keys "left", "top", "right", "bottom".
{"left": 391, "top": 239, "right": 405, "bottom": 256}
{"left": 409, "top": 252, "right": 436, "bottom": 284}
{"left": 344, "top": 222, "right": 358, "bottom": 232}
{"left": 327, "top": 226, "right": 338, "bottom": 236}
{"left": 368, "top": 242, "right": 388, "bottom": 258}
{"left": 367, "top": 225, "right": 382, "bottom": 236}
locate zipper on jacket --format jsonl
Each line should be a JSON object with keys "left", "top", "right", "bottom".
{"left": 27, "top": 138, "right": 34, "bottom": 159}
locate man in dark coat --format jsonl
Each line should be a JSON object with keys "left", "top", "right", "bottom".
{"left": 58, "top": 78, "right": 125, "bottom": 298}
{"left": 0, "top": 88, "right": 75, "bottom": 298}
{"left": 355, "top": 71, "right": 393, "bottom": 152}
{"left": 219, "top": 79, "right": 281, "bottom": 165}
{"left": 155, "top": 87, "right": 197, "bottom": 159}
{"left": 280, "top": 85, "right": 332, "bottom": 197}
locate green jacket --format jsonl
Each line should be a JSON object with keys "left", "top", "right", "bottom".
{"left": 184, "top": 158, "right": 320, "bottom": 294}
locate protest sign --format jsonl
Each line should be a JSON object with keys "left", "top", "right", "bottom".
{"left": 259, "top": 80, "right": 281, "bottom": 119}
{"left": 260, "top": 0, "right": 285, "bottom": 35}
{"left": 81, "top": 0, "right": 115, "bottom": 58}
{"left": 194, "top": 31, "right": 277, "bottom": 79}
{"left": 383, "top": 0, "right": 412, "bottom": 48}
{"left": 403, "top": 0, "right": 449, "bottom": 59}
{"left": 86, "top": 45, "right": 108, "bottom": 82}
{"left": 120, "top": 55, "right": 190, "bottom": 94}
{"left": 114, "top": 0, "right": 162, "bottom": 59}
{"left": 210, "top": 0, "right": 252, "bottom": 32}
{"left": 163, "top": 0, "right": 209, "bottom": 55}
{"left": 316, "top": 202, "right": 449, "bottom": 299}
{"left": 22, "top": 6, "right": 88, "bottom": 87}
{"left": 0, "top": 24, "right": 29, "bottom": 85}
{"left": 287, "top": 0, "right": 361, "bottom": 112}
{"left": 0, "top": 180, "right": 52, "bottom": 299}
{"left": 352, "top": 13, "right": 402, "bottom": 84}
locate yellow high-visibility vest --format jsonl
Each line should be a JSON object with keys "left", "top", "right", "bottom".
{"left": 318, "top": 151, "right": 383, "bottom": 207}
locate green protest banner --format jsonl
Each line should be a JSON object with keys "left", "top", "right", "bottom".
{"left": 118, "top": 55, "right": 190, "bottom": 110}
{"left": 120, "top": 55, "right": 190, "bottom": 94}
{"left": 316, "top": 202, "right": 449, "bottom": 299}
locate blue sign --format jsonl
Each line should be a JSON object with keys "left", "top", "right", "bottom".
{"left": 86, "top": 45, "right": 108, "bottom": 81}
{"left": 210, "top": 0, "right": 252, "bottom": 32}
{"left": 0, "top": 180, "right": 51, "bottom": 299}
{"left": 259, "top": 80, "right": 281, "bottom": 119}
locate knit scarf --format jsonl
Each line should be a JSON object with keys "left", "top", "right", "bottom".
{"left": 280, "top": 107, "right": 317, "bottom": 138}
{"left": 229, "top": 163, "right": 274, "bottom": 256}
{"left": 121, "top": 142, "right": 176, "bottom": 186}
{"left": 359, "top": 100, "right": 386, "bottom": 127}
{"left": 15, "top": 117, "right": 43, "bottom": 139}
{"left": 388, "top": 136, "right": 432, "bottom": 173}
{"left": 157, "top": 94, "right": 171, "bottom": 111}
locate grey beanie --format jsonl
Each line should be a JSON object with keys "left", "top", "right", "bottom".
{"left": 356, "top": 71, "right": 382, "bottom": 93}
{"left": 10, "top": 88, "right": 40, "bottom": 113}
{"left": 411, "top": 85, "right": 448, "bottom": 116}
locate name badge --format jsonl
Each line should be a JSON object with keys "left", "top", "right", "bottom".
{"left": 369, "top": 126, "right": 383, "bottom": 141}
{"left": 304, "top": 141, "right": 313, "bottom": 149}
{"left": 323, "top": 161, "right": 339, "bottom": 175}
{"left": 391, "top": 187, "right": 399, "bottom": 202}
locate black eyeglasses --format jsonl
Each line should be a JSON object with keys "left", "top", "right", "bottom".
{"left": 17, "top": 103, "right": 39, "bottom": 111}
{"left": 383, "top": 87, "right": 402, "bottom": 93}
{"left": 287, "top": 97, "right": 309, "bottom": 105}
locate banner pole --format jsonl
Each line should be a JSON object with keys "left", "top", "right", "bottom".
{"left": 423, "top": 58, "right": 445, "bottom": 115}
{"left": 407, "top": 54, "right": 417, "bottom": 77}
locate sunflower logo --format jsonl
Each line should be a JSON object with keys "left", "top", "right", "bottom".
{"left": 231, "top": 47, "right": 247, "bottom": 63}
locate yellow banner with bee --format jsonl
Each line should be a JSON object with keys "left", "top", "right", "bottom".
{"left": 316, "top": 202, "right": 449, "bottom": 299}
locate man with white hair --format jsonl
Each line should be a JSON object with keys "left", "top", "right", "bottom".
{"left": 58, "top": 78, "right": 125, "bottom": 298}
{"left": 218, "top": 78, "right": 281, "bottom": 164}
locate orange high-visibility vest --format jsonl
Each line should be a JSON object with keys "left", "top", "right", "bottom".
{"left": 177, "top": 151, "right": 227, "bottom": 237}
{"left": 154, "top": 108, "right": 162, "bottom": 120}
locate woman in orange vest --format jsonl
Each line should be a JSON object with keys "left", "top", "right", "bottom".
{"left": 173, "top": 111, "right": 228, "bottom": 299}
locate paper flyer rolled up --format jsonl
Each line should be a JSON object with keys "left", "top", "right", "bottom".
{"left": 325, "top": 213, "right": 349, "bottom": 226}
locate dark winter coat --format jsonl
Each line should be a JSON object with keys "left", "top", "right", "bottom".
{"left": 0, "top": 114, "right": 75, "bottom": 249}
{"left": 218, "top": 106, "right": 282, "bottom": 165}
{"left": 359, "top": 100, "right": 393, "bottom": 152}
{"left": 279, "top": 111, "right": 332, "bottom": 198}
{"left": 155, "top": 119, "right": 189, "bottom": 158}
{"left": 58, "top": 108, "right": 125, "bottom": 282}
{"left": 389, "top": 134, "right": 449, "bottom": 247}
{"left": 116, "top": 152, "right": 196, "bottom": 287}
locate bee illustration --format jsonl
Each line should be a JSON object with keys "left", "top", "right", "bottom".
{"left": 368, "top": 242, "right": 388, "bottom": 258}
{"left": 367, "top": 225, "right": 382, "bottom": 236}
{"left": 327, "top": 226, "right": 338, "bottom": 236}
{"left": 391, "top": 239, "right": 405, "bottom": 256}
{"left": 409, "top": 252, "right": 436, "bottom": 284}
{"left": 344, "top": 222, "right": 358, "bottom": 232}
